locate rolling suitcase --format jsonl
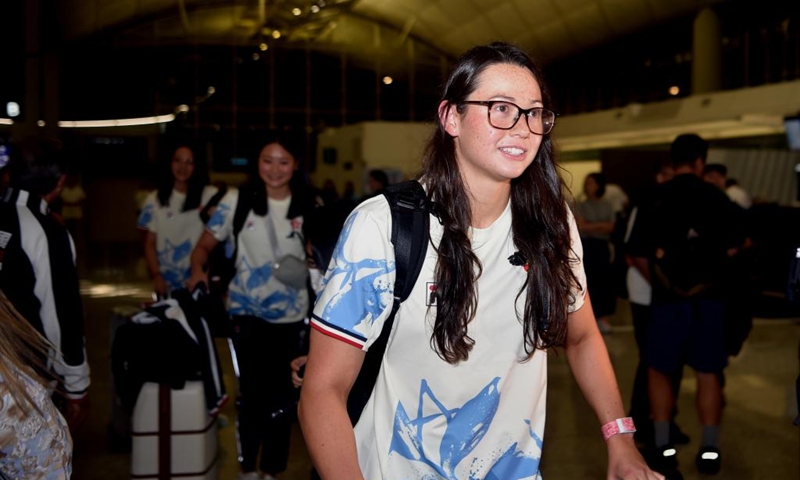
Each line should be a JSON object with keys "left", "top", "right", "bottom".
{"left": 131, "top": 381, "right": 218, "bottom": 480}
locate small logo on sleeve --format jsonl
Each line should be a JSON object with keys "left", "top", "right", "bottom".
{"left": 426, "top": 282, "right": 437, "bottom": 306}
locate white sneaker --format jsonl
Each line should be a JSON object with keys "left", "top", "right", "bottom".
{"left": 237, "top": 473, "right": 260, "bottom": 480}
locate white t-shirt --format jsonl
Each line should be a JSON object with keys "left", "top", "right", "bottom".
{"left": 206, "top": 188, "right": 308, "bottom": 324}
{"left": 623, "top": 206, "right": 651, "bottom": 306}
{"left": 726, "top": 184, "right": 752, "bottom": 209}
{"left": 137, "top": 186, "right": 218, "bottom": 291}
{"left": 311, "top": 194, "right": 586, "bottom": 480}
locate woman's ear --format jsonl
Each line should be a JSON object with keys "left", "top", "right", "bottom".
{"left": 439, "top": 101, "right": 460, "bottom": 137}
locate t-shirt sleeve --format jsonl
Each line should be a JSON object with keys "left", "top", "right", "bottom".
{"left": 567, "top": 208, "right": 588, "bottom": 312}
{"left": 206, "top": 189, "right": 236, "bottom": 242}
{"left": 136, "top": 191, "right": 157, "bottom": 232}
{"left": 200, "top": 185, "right": 219, "bottom": 208}
{"left": 310, "top": 197, "right": 396, "bottom": 351}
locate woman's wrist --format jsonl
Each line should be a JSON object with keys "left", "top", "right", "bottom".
{"left": 601, "top": 417, "right": 636, "bottom": 441}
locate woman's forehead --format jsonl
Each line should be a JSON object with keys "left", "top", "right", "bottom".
{"left": 473, "top": 63, "right": 541, "bottom": 104}
{"left": 261, "top": 143, "right": 292, "bottom": 158}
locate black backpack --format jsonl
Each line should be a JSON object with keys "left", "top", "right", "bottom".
{"left": 345, "top": 180, "right": 430, "bottom": 425}
{"left": 650, "top": 199, "right": 723, "bottom": 299}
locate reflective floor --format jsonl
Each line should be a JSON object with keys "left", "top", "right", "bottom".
{"left": 72, "top": 274, "right": 799, "bottom": 480}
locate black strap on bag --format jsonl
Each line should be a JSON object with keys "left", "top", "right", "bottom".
{"left": 346, "top": 180, "right": 430, "bottom": 425}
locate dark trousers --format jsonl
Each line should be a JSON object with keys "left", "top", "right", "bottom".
{"left": 232, "top": 316, "right": 302, "bottom": 474}
{"left": 582, "top": 237, "right": 616, "bottom": 317}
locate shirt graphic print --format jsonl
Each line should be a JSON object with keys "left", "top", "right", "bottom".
{"left": 311, "top": 193, "right": 586, "bottom": 480}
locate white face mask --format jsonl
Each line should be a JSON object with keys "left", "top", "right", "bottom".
{"left": 309, "top": 268, "right": 325, "bottom": 295}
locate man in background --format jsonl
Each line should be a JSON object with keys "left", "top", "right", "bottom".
{"left": 629, "top": 134, "right": 744, "bottom": 477}
{"left": 0, "top": 136, "right": 91, "bottom": 429}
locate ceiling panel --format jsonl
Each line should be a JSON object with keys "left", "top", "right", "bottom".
{"left": 437, "top": 0, "right": 483, "bottom": 27}
{"left": 511, "top": 0, "right": 562, "bottom": 29}
{"left": 484, "top": 3, "right": 531, "bottom": 40}
{"left": 56, "top": 0, "right": 731, "bottom": 66}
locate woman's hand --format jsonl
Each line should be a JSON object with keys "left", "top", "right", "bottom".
{"left": 153, "top": 274, "right": 168, "bottom": 297}
{"left": 187, "top": 270, "right": 209, "bottom": 293}
{"left": 290, "top": 355, "right": 308, "bottom": 388}
{"left": 606, "top": 435, "right": 664, "bottom": 480}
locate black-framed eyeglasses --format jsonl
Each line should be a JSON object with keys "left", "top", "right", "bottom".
{"left": 461, "top": 100, "right": 557, "bottom": 135}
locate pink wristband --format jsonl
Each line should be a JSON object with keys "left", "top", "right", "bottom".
{"left": 601, "top": 417, "right": 636, "bottom": 441}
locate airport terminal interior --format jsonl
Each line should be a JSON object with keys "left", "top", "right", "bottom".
{"left": 2, "top": 0, "right": 800, "bottom": 479}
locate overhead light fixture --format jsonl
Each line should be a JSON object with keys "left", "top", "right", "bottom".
{"left": 259, "top": 43, "right": 268, "bottom": 51}
{"left": 175, "top": 104, "right": 190, "bottom": 114}
{"left": 37, "top": 120, "right": 45, "bottom": 127}
{"left": 0, "top": 118, "right": 13, "bottom": 125}
{"left": 383, "top": 76, "right": 393, "bottom": 85}
{"left": 6, "top": 102, "right": 19, "bottom": 117}
{"left": 207, "top": 86, "right": 216, "bottom": 96}
{"left": 59, "top": 114, "right": 176, "bottom": 128}
{"left": 669, "top": 86, "right": 680, "bottom": 96}
{"left": 272, "top": 30, "right": 281, "bottom": 39}
{"left": 252, "top": 53, "right": 260, "bottom": 60}
{"left": 292, "top": 8, "right": 301, "bottom": 16}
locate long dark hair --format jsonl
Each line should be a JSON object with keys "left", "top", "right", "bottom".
{"left": 156, "top": 143, "right": 208, "bottom": 211}
{"left": 240, "top": 134, "right": 314, "bottom": 220}
{"left": 421, "top": 42, "right": 581, "bottom": 363}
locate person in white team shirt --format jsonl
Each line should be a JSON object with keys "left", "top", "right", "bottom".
{"left": 189, "top": 138, "right": 314, "bottom": 480}
{"left": 298, "top": 43, "right": 662, "bottom": 480}
{"left": 137, "top": 144, "right": 217, "bottom": 297}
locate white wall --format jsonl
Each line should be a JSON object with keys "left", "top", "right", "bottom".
{"left": 559, "top": 160, "right": 602, "bottom": 204}
{"left": 708, "top": 148, "right": 800, "bottom": 206}
{"left": 314, "top": 121, "right": 433, "bottom": 196}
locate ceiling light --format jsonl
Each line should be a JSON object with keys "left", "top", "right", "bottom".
{"left": 259, "top": 43, "right": 268, "bottom": 51}
{"left": 207, "top": 86, "right": 216, "bottom": 96}
{"left": 252, "top": 53, "right": 260, "bottom": 61}
{"left": 292, "top": 8, "right": 301, "bottom": 16}
{"left": 272, "top": 30, "right": 281, "bottom": 39}
{"left": 58, "top": 114, "right": 176, "bottom": 128}
{"left": 6, "top": 102, "right": 19, "bottom": 117}
{"left": 669, "top": 86, "right": 680, "bottom": 96}
{"left": 175, "top": 104, "right": 190, "bottom": 113}
{"left": 383, "top": 76, "right": 393, "bottom": 85}
{"left": 311, "top": 5, "right": 320, "bottom": 13}
{"left": 37, "top": 120, "right": 45, "bottom": 127}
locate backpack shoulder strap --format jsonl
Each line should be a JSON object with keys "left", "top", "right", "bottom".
{"left": 232, "top": 187, "right": 252, "bottom": 240}
{"left": 384, "top": 180, "right": 429, "bottom": 306}
{"left": 345, "top": 180, "right": 429, "bottom": 425}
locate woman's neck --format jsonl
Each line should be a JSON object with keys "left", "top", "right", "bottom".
{"left": 466, "top": 178, "right": 511, "bottom": 229}
{"left": 173, "top": 181, "right": 188, "bottom": 193}
{"left": 267, "top": 185, "right": 291, "bottom": 200}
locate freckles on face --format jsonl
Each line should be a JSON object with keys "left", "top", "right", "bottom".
{"left": 451, "top": 63, "right": 545, "bottom": 184}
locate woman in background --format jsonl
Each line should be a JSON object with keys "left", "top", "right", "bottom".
{"left": 575, "top": 172, "right": 617, "bottom": 334}
{"left": 189, "top": 136, "right": 314, "bottom": 480}
{"left": 0, "top": 289, "right": 72, "bottom": 479}
{"left": 138, "top": 144, "right": 217, "bottom": 297}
